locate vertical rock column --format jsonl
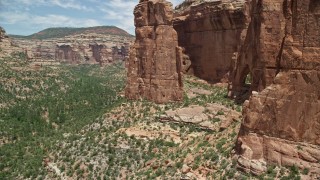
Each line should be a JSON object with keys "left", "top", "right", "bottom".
{"left": 125, "top": 0, "right": 183, "bottom": 103}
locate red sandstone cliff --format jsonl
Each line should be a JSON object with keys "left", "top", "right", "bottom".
{"left": 125, "top": 0, "right": 183, "bottom": 103}
{"left": 174, "top": 0, "right": 251, "bottom": 82}
{"left": 172, "top": 0, "right": 320, "bottom": 176}
{"left": 231, "top": 0, "right": 320, "bottom": 176}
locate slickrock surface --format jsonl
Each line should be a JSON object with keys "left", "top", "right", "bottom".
{"left": 162, "top": 103, "right": 241, "bottom": 131}
{"left": 234, "top": 0, "right": 320, "bottom": 176}
{"left": 173, "top": 0, "right": 250, "bottom": 82}
{"left": 125, "top": 0, "right": 183, "bottom": 103}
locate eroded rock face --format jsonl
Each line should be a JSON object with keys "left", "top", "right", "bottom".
{"left": 237, "top": 71, "right": 320, "bottom": 175}
{"left": 55, "top": 44, "right": 82, "bottom": 63}
{"left": 234, "top": 0, "right": 320, "bottom": 176}
{"left": 173, "top": 0, "right": 250, "bottom": 82}
{"left": 125, "top": 0, "right": 183, "bottom": 103}
{"left": 0, "top": 27, "right": 24, "bottom": 58}
{"left": 91, "top": 44, "right": 104, "bottom": 64}
{"left": 12, "top": 33, "right": 133, "bottom": 65}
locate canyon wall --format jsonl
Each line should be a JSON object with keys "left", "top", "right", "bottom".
{"left": 173, "top": 0, "right": 250, "bottom": 82}
{"left": 55, "top": 42, "right": 128, "bottom": 65}
{"left": 234, "top": 0, "right": 320, "bottom": 176}
{"left": 172, "top": 0, "right": 320, "bottom": 176}
{"left": 12, "top": 33, "right": 133, "bottom": 65}
{"left": 125, "top": 0, "right": 183, "bottom": 103}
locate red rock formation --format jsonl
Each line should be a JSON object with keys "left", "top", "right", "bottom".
{"left": 89, "top": 43, "right": 112, "bottom": 65}
{"left": 173, "top": 0, "right": 250, "bottom": 82}
{"left": 112, "top": 45, "right": 128, "bottom": 62}
{"left": 125, "top": 0, "right": 183, "bottom": 103}
{"left": 233, "top": 0, "right": 320, "bottom": 176}
{"left": 55, "top": 44, "right": 82, "bottom": 63}
{"left": 55, "top": 42, "right": 129, "bottom": 65}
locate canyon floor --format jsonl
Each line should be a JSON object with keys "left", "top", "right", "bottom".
{"left": 0, "top": 54, "right": 311, "bottom": 179}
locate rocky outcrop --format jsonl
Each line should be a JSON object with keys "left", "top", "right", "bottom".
{"left": 112, "top": 45, "right": 129, "bottom": 61}
{"left": 90, "top": 43, "right": 107, "bottom": 65}
{"left": 234, "top": 0, "right": 320, "bottom": 176}
{"left": 0, "top": 27, "right": 7, "bottom": 41}
{"left": 0, "top": 27, "right": 24, "bottom": 58}
{"left": 125, "top": 0, "right": 183, "bottom": 103}
{"left": 162, "top": 103, "right": 241, "bottom": 131}
{"left": 173, "top": 0, "right": 250, "bottom": 82}
{"left": 55, "top": 42, "right": 130, "bottom": 64}
{"left": 0, "top": 27, "right": 10, "bottom": 58}
{"left": 55, "top": 44, "right": 82, "bottom": 63}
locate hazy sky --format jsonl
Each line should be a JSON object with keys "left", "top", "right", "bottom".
{"left": 0, "top": 0, "right": 184, "bottom": 35}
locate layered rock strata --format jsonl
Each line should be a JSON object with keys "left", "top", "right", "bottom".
{"left": 12, "top": 33, "right": 133, "bottom": 65}
{"left": 234, "top": 0, "right": 320, "bottom": 176}
{"left": 54, "top": 42, "right": 129, "bottom": 64}
{"left": 125, "top": 0, "right": 183, "bottom": 103}
{"left": 173, "top": 0, "right": 250, "bottom": 82}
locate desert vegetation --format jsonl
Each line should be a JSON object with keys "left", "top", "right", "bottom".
{"left": 0, "top": 52, "right": 125, "bottom": 178}
{"left": 0, "top": 52, "right": 308, "bottom": 179}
